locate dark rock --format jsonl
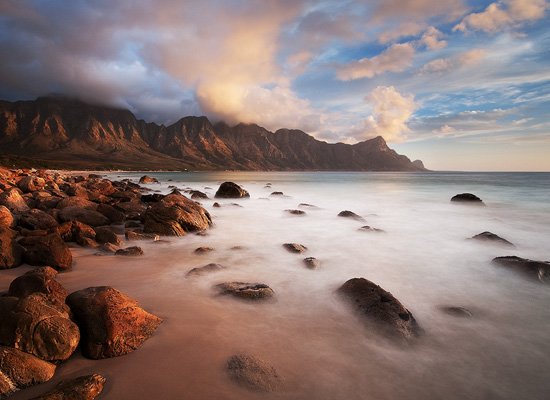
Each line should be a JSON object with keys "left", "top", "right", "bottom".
{"left": 99, "top": 243, "right": 119, "bottom": 253}
{"left": 451, "top": 193, "right": 484, "bottom": 204}
{"left": 338, "top": 210, "right": 365, "bottom": 221}
{"left": 216, "top": 282, "right": 274, "bottom": 301}
{"left": 94, "top": 226, "right": 122, "bottom": 246}
{"left": 125, "top": 220, "right": 142, "bottom": 228}
{"left": 59, "top": 206, "right": 110, "bottom": 227}
{"left": 19, "top": 209, "right": 59, "bottom": 231}
{"left": 298, "top": 203, "right": 318, "bottom": 209}
{"left": 190, "top": 190, "right": 208, "bottom": 199}
{"left": 215, "top": 182, "right": 250, "bottom": 199}
{"left": 194, "top": 246, "right": 214, "bottom": 254}
{"left": 0, "top": 293, "right": 80, "bottom": 361}
{"left": 337, "top": 278, "right": 421, "bottom": 341}
{"left": 88, "top": 174, "right": 103, "bottom": 179}
{"left": 186, "top": 263, "right": 225, "bottom": 277}
{"left": 303, "top": 257, "right": 320, "bottom": 269}
{"left": 141, "top": 193, "right": 165, "bottom": 203}
{"left": 270, "top": 191, "right": 284, "bottom": 196}
{"left": 96, "top": 203, "right": 125, "bottom": 224}
{"left": 226, "top": 354, "right": 282, "bottom": 392}
{"left": 0, "top": 188, "right": 30, "bottom": 213}
{"left": 471, "top": 231, "right": 513, "bottom": 246}
{"left": 0, "top": 227, "right": 24, "bottom": 269}
{"left": 17, "top": 176, "right": 46, "bottom": 193}
{"left": 213, "top": 202, "right": 221, "bottom": 208}
{"left": 125, "top": 230, "right": 159, "bottom": 241}
{"left": 143, "top": 193, "right": 212, "bottom": 236}
{"left": 31, "top": 373, "right": 106, "bottom": 400}
{"left": 19, "top": 233, "right": 73, "bottom": 271}
{"left": 0, "top": 346, "right": 56, "bottom": 398}
{"left": 55, "top": 221, "right": 96, "bottom": 243}
{"left": 358, "top": 225, "right": 385, "bottom": 233}
{"left": 113, "top": 201, "right": 147, "bottom": 217}
{"left": 0, "top": 205, "right": 15, "bottom": 228}
{"left": 139, "top": 175, "right": 158, "bottom": 184}
{"left": 440, "top": 306, "right": 473, "bottom": 318}
{"left": 492, "top": 256, "right": 550, "bottom": 282}
{"left": 115, "top": 246, "right": 144, "bottom": 256}
{"left": 283, "top": 243, "right": 307, "bottom": 253}
{"left": 66, "top": 286, "right": 162, "bottom": 359}
{"left": 285, "top": 209, "right": 305, "bottom": 215}
{"left": 56, "top": 197, "right": 97, "bottom": 210}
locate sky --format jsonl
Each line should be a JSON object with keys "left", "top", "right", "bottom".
{"left": 0, "top": 0, "right": 549, "bottom": 171}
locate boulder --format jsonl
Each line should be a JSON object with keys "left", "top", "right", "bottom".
{"left": 125, "top": 230, "right": 159, "bottom": 241}
{"left": 285, "top": 209, "right": 305, "bottom": 215}
{"left": 470, "top": 231, "right": 513, "bottom": 246}
{"left": 56, "top": 197, "right": 97, "bottom": 210}
{"left": 66, "top": 286, "right": 162, "bottom": 359}
{"left": 283, "top": 243, "right": 307, "bottom": 253}
{"left": 492, "top": 256, "right": 550, "bottom": 283}
{"left": 0, "top": 205, "right": 14, "bottom": 228}
{"left": 214, "top": 182, "right": 250, "bottom": 199}
{"left": 0, "top": 346, "right": 56, "bottom": 398}
{"left": 0, "top": 227, "right": 24, "bottom": 269}
{"left": 19, "top": 233, "right": 73, "bottom": 271}
{"left": 94, "top": 226, "right": 122, "bottom": 246}
{"left": 0, "top": 294, "right": 80, "bottom": 361}
{"left": 115, "top": 246, "right": 144, "bottom": 256}
{"left": 303, "top": 257, "right": 320, "bottom": 269}
{"left": 143, "top": 193, "right": 212, "bottom": 236}
{"left": 17, "top": 176, "right": 46, "bottom": 193}
{"left": 8, "top": 267, "right": 69, "bottom": 313}
{"left": 186, "top": 263, "right": 225, "bottom": 277}
{"left": 358, "top": 225, "right": 385, "bottom": 233}
{"left": 19, "top": 209, "right": 59, "bottom": 231}
{"left": 0, "top": 188, "right": 30, "bottom": 213}
{"left": 337, "top": 278, "right": 421, "bottom": 341}
{"left": 226, "top": 354, "right": 282, "bottom": 392}
{"left": 337, "top": 210, "right": 365, "bottom": 221}
{"left": 96, "top": 203, "right": 125, "bottom": 224}
{"left": 139, "top": 175, "right": 158, "bottom": 184}
{"left": 451, "top": 193, "right": 484, "bottom": 204}
{"left": 190, "top": 190, "right": 208, "bottom": 199}
{"left": 141, "top": 193, "right": 165, "bottom": 203}
{"left": 194, "top": 246, "right": 214, "bottom": 254}
{"left": 31, "top": 374, "right": 106, "bottom": 400}
{"left": 114, "top": 201, "right": 147, "bottom": 216}
{"left": 56, "top": 221, "right": 96, "bottom": 243}
{"left": 59, "top": 206, "right": 110, "bottom": 227}
{"left": 216, "top": 282, "right": 274, "bottom": 301}
{"left": 298, "top": 203, "right": 318, "bottom": 209}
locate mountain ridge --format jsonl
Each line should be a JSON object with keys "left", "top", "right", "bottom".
{"left": 0, "top": 96, "right": 426, "bottom": 171}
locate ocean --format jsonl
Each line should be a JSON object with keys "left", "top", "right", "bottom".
{"left": 5, "top": 171, "right": 550, "bottom": 399}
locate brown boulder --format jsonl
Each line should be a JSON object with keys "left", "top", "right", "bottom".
{"left": 17, "top": 176, "right": 46, "bottom": 193}
{"left": 55, "top": 220, "right": 96, "bottom": 244}
{"left": 226, "top": 354, "right": 282, "bottom": 392}
{"left": 139, "top": 175, "right": 159, "bottom": 184}
{"left": 492, "top": 256, "right": 550, "bottom": 282}
{"left": 215, "top": 182, "right": 250, "bottom": 198}
{"left": 337, "top": 278, "right": 421, "bottom": 341}
{"left": 125, "top": 230, "right": 159, "bottom": 241}
{"left": 143, "top": 193, "right": 212, "bottom": 236}
{"left": 0, "top": 227, "right": 24, "bottom": 269}
{"left": 114, "top": 201, "right": 147, "bottom": 216}
{"left": 96, "top": 203, "right": 125, "bottom": 224}
{"left": 303, "top": 257, "right": 320, "bottom": 269}
{"left": 0, "top": 346, "right": 56, "bottom": 398}
{"left": 31, "top": 373, "right": 106, "bottom": 400}
{"left": 59, "top": 206, "right": 110, "bottom": 227}
{"left": 115, "top": 246, "right": 144, "bottom": 256}
{"left": 186, "top": 263, "right": 225, "bottom": 277}
{"left": 94, "top": 226, "right": 122, "bottom": 246}
{"left": 0, "top": 294, "right": 80, "bottom": 361}
{"left": 19, "top": 209, "right": 59, "bottom": 231}
{"left": 0, "top": 205, "right": 15, "bottom": 228}
{"left": 66, "top": 286, "right": 162, "bottom": 359}
{"left": 0, "top": 188, "right": 30, "bottom": 213}
{"left": 216, "top": 282, "right": 274, "bottom": 301}
{"left": 19, "top": 233, "right": 73, "bottom": 271}
{"left": 56, "top": 197, "right": 97, "bottom": 210}
{"left": 337, "top": 210, "right": 365, "bottom": 221}
{"left": 283, "top": 243, "right": 307, "bottom": 253}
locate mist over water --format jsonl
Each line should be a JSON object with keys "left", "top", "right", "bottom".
{"left": 4, "top": 172, "right": 550, "bottom": 400}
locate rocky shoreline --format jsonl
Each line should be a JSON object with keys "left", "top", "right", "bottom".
{"left": 1, "top": 167, "right": 548, "bottom": 398}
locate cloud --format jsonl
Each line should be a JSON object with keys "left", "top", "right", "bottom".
{"left": 432, "top": 124, "right": 457, "bottom": 135}
{"left": 358, "top": 86, "right": 417, "bottom": 142}
{"left": 420, "top": 27, "right": 447, "bottom": 50}
{"left": 419, "top": 49, "right": 487, "bottom": 74}
{"left": 454, "top": 0, "right": 547, "bottom": 32}
{"left": 336, "top": 43, "right": 415, "bottom": 81}
{"left": 378, "top": 22, "right": 427, "bottom": 43}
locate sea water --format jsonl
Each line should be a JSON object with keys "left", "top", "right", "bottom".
{"left": 4, "top": 171, "right": 550, "bottom": 400}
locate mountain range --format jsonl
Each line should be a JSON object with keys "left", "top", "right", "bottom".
{"left": 0, "top": 96, "right": 426, "bottom": 171}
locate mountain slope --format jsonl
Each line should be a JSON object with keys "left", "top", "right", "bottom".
{"left": 0, "top": 97, "right": 425, "bottom": 171}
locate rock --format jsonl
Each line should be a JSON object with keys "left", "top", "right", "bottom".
{"left": 94, "top": 226, "right": 122, "bottom": 246}
{"left": 226, "top": 354, "right": 282, "bottom": 392}
{"left": 88, "top": 174, "right": 103, "bottom": 179}
{"left": 8, "top": 267, "right": 69, "bottom": 313}
{"left": 283, "top": 243, "right": 307, "bottom": 253}
{"left": 99, "top": 242, "right": 119, "bottom": 253}
{"left": 215, "top": 182, "right": 250, "bottom": 199}
{"left": 285, "top": 209, "right": 305, "bottom": 215}
{"left": 0, "top": 293, "right": 80, "bottom": 361}
{"left": 125, "top": 230, "right": 159, "bottom": 241}
{"left": 66, "top": 286, "right": 162, "bottom": 359}
{"left": 19, "top": 233, "right": 73, "bottom": 271}
{"left": 141, "top": 193, "right": 165, "bottom": 203}
{"left": 270, "top": 191, "right": 284, "bottom": 196}
{"left": 298, "top": 203, "right": 318, "bottom": 209}
{"left": 358, "top": 225, "right": 385, "bottom": 233}
{"left": 143, "top": 193, "right": 212, "bottom": 236}
{"left": 115, "top": 246, "right": 144, "bottom": 256}
{"left": 31, "top": 373, "right": 106, "bottom": 400}
{"left": 0, "top": 188, "right": 30, "bottom": 213}
{"left": 19, "top": 209, "right": 59, "bottom": 231}
{"left": 337, "top": 278, "right": 421, "bottom": 341}
{"left": 114, "top": 201, "right": 147, "bottom": 217}
{"left": 338, "top": 210, "right": 365, "bottom": 221}
{"left": 0, "top": 205, "right": 15, "bottom": 228}
{"left": 0, "top": 227, "right": 24, "bottom": 269}
{"left": 216, "top": 282, "right": 274, "bottom": 301}
{"left": 451, "top": 193, "right": 484, "bottom": 204}
{"left": 56, "top": 197, "right": 97, "bottom": 210}
{"left": 96, "top": 203, "right": 125, "bottom": 224}
{"left": 77, "top": 237, "right": 100, "bottom": 248}
{"left": 59, "top": 206, "right": 110, "bottom": 227}
{"left": 190, "top": 190, "right": 208, "bottom": 199}
{"left": 471, "top": 231, "right": 513, "bottom": 246}
{"left": 303, "top": 257, "right": 320, "bottom": 269}
{"left": 440, "top": 306, "right": 473, "bottom": 318}
{"left": 213, "top": 202, "right": 221, "bottom": 208}
{"left": 139, "top": 175, "right": 158, "bottom": 184}
{"left": 186, "top": 263, "right": 225, "bottom": 277}
{"left": 125, "top": 220, "right": 142, "bottom": 228}
{"left": 0, "top": 346, "right": 56, "bottom": 398}
{"left": 194, "top": 246, "right": 214, "bottom": 254}
{"left": 492, "top": 256, "right": 550, "bottom": 283}
{"left": 56, "top": 221, "right": 96, "bottom": 243}
{"left": 17, "top": 176, "right": 46, "bottom": 193}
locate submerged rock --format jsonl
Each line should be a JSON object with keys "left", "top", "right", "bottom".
{"left": 194, "top": 246, "right": 214, "bottom": 254}
{"left": 115, "top": 246, "right": 144, "bottom": 256}
{"left": 283, "top": 243, "right": 307, "bottom": 253}
{"left": 492, "top": 256, "right": 550, "bottom": 283}
{"left": 216, "top": 282, "right": 274, "bottom": 301}
{"left": 338, "top": 210, "right": 365, "bottom": 221}
{"left": 186, "top": 263, "right": 225, "bottom": 277}
{"left": 226, "top": 353, "right": 282, "bottom": 392}
{"left": 215, "top": 182, "right": 250, "bottom": 199}
{"left": 285, "top": 209, "right": 305, "bottom": 215}
{"left": 125, "top": 230, "right": 159, "bottom": 241}
{"left": 470, "top": 231, "right": 513, "bottom": 246}
{"left": 66, "top": 286, "right": 162, "bottom": 359}
{"left": 303, "top": 257, "right": 321, "bottom": 269}
{"left": 451, "top": 193, "right": 484, "bottom": 204}
{"left": 337, "top": 278, "right": 421, "bottom": 341}
{"left": 358, "top": 225, "right": 385, "bottom": 233}
{"left": 298, "top": 203, "right": 318, "bottom": 209}
{"left": 440, "top": 306, "right": 473, "bottom": 318}
{"left": 30, "top": 373, "right": 106, "bottom": 400}
{"left": 270, "top": 191, "right": 284, "bottom": 196}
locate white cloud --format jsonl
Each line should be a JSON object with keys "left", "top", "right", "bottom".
{"left": 419, "top": 49, "right": 487, "bottom": 74}
{"left": 336, "top": 43, "right": 415, "bottom": 81}
{"left": 420, "top": 27, "right": 447, "bottom": 50}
